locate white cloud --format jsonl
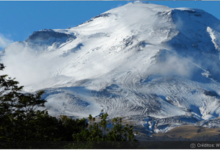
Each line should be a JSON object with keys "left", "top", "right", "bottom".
{"left": 0, "top": 33, "right": 13, "bottom": 49}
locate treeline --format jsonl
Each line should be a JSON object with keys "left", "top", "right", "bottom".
{"left": 0, "top": 64, "right": 139, "bottom": 149}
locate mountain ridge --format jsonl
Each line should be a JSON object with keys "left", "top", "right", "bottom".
{"left": 1, "top": 2, "right": 220, "bottom": 134}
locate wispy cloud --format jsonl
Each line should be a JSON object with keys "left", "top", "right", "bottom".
{"left": 0, "top": 33, "right": 13, "bottom": 49}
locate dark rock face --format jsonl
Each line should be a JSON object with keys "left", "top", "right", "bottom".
{"left": 92, "top": 13, "right": 111, "bottom": 19}
{"left": 26, "top": 29, "right": 75, "bottom": 42}
{"left": 61, "top": 43, "right": 83, "bottom": 57}
{"left": 204, "top": 90, "right": 219, "bottom": 97}
{"left": 77, "top": 13, "right": 112, "bottom": 26}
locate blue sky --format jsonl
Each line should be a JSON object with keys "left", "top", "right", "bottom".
{"left": 0, "top": 1, "right": 220, "bottom": 50}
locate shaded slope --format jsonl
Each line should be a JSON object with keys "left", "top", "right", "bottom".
{"left": 1, "top": 2, "right": 220, "bottom": 134}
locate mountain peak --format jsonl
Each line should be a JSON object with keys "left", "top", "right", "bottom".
{"left": 2, "top": 3, "right": 220, "bottom": 133}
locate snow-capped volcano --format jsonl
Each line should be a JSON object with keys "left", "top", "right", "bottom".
{"left": 1, "top": 2, "right": 220, "bottom": 133}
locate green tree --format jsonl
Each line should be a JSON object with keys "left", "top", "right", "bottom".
{"left": 0, "top": 64, "right": 88, "bottom": 148}
{"left": 65, "top": 113, "right": 140, "bottom": 149}
{"left": 0, "top": 63, "right": 140, "bottom": 148}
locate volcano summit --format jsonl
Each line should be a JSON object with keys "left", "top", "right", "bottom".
{"left": 1, "top": 2, "right": 220, "bottom": 134}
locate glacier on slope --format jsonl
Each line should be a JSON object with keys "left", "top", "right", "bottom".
{"left": 1, "top": 2, "right": 220, "bottom": 134}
